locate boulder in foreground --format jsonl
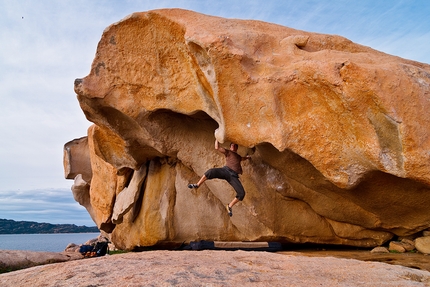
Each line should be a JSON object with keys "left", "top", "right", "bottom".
{"left": 1, "top": 251, "right": 430, "bottom": 286}
{"left": 0, "top": 250, "right": 82, "bottom": 273}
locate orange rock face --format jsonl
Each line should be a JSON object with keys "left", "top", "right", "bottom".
{"left": 66, "top": 9, "right": 430, "bottom": 250}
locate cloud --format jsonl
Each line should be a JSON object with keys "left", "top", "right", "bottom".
{"left": 0, "top": 188, "right": 94, "bottom": 226}
{"left": 259, "top": 1, "right": 430, "bottom": 64}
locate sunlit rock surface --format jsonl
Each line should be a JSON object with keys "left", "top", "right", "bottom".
{"left": 64, "top": 8, "right": 430, "bottom": 250}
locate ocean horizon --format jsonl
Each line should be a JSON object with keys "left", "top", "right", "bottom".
{"left": 0, "top": 233, "right": 100, "bottom": 252}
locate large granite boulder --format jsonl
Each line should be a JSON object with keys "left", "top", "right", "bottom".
{"left": 64, "top": 9, "right": 430, "bottom": 250}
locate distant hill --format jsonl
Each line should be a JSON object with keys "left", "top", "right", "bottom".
{"left": 0, "top": 219, "right": 99, "bottom": 234}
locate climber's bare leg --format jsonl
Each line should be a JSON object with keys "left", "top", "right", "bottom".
{"left": 228, "top": 197, "right": 239, "bottom": 208}
{"left": 196, "top": 175, "right": 207, "bottom": 187}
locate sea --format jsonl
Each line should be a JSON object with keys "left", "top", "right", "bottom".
{"left": 0, "top": 233, "right": 100, "bottom": 252}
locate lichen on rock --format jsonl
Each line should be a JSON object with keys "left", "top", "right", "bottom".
{"left": 64, "top": 8, "right": 430, "bottom": 250}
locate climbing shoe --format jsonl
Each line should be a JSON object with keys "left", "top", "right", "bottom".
{"left": 226, "top": 205, "right": 232, "bottom": 217}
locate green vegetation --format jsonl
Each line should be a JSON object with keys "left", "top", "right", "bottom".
{"left": 108, "top": 250, "right": 128, "bottom": 255}
{"left": 0, "top": 267, "right": 14, "bottom": 274}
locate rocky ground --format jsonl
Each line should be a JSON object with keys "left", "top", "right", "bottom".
{"left": 1, "top": 249, "right": 429, "bottom": 286}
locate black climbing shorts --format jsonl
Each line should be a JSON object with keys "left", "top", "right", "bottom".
{"left": 204, "top": 166, "right": 245, "bottom": 200}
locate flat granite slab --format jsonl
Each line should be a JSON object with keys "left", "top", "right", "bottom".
{"left": 1, "top": 250, "right": 429, "bottom": 286}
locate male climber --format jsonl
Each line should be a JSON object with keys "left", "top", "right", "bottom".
{"left": 188, "top": 139, "right": 251, "bottom": 216}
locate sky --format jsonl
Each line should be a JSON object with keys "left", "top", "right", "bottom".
{"left": 0, "top": 0, "right": 429, "bottom": 226}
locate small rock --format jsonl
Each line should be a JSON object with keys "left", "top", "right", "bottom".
{"left": 84, "top": 238, "right": 99, "bottom": 245}
{"left": 423, "top": 230, "right": 430, "bottom": 237}
{"left": 66, "top": 243, "right": 77, "bottom": 249}
{"left": 108, "top": 242, "right": 118, "bottom": 251}
{"left": 370, "top": 246, "right": 389, "bottom": 253}
{"left": 400, "top": 238, "right": 415, "bottom": 252}
{"left": 64, "top": 243, "right": 80, "bottom": 252}
{"left": 389, "top": 241, "right": 405, "bottom": 253}
{"left": 415, "top": 236, "right": 430, "bottom": 254}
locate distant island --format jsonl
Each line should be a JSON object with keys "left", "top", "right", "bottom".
{"left": 0, "top": 219, "right": 99, "bottom": 234}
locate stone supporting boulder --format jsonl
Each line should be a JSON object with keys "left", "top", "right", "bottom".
{"left": 389, "top": 241, "right": 406, "bottom": 253}
{"left": 64, "top": 9, "right": 430, "bottom": 250}
{"left": 112, "top": 164, "right": 148, "bottom": 224}
{"left": 416, "top": 233, "right": 430, "bottom": 254}
{"left": 416, "top": 238, "right": 430, "bottom": 254}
